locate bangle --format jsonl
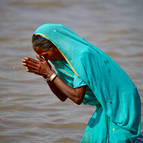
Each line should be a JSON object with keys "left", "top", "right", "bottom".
{"left": 45, "top": 73, "right": 57, "bottom": 82}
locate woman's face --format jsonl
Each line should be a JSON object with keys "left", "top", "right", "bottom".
{"left": 34, "top": 47, "right": 64, "bottom": 61}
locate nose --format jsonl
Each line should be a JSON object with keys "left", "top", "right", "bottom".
{"left": 35, "top": 53, "right": 45, "bottom": 61}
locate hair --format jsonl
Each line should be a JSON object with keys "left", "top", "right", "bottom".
{"left": 32, "top": 34, "right": 55, "bottom": 51}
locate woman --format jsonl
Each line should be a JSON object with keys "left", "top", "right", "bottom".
{"left": 22, "top": 24, "right": 141, "bottom": 143}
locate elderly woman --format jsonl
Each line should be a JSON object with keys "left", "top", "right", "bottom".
{"left": 22, "top": 24, "right": 141, "bottom": 143}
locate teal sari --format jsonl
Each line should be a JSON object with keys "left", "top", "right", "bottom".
{"left": 33, "top": 24, "right": 141, "bottom": 143}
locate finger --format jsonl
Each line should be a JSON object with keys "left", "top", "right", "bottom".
{"left": 26, "top": 67, "right": 42, "bottom": 75}
{"left": 25, "top": 66, "right": 36, "bottom": 72}
{"left": 23, "top": 57, "right": 39, "bottom": 64}
{"left": 22, "top": 57, "right": 33, "bottom": 62}
{"left": 23, "top": 58, "right": 41, "bottom": 68}
{"left": 25, "top": 67, "right": 29, "bottom": 72}
{"left": 22, "top": 61, "right": 37, "bottom": 69}
{"left": 28, "top": 57, "right": 40, "bottom": 64}
{"left": 23, "top": 62, "right": 39, "bottom": 70}
{"left": 23, "top": 60, "right": 38, "bottom": 67}
{"left": 22, "top": 57, "right": 28, "bottom": 63}
{"left": 22, "top": 58, "right": 38, "bottom": 68}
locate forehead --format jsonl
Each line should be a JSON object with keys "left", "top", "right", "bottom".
{"left": 34, "top": 47, "right": 55, "bottom": 55}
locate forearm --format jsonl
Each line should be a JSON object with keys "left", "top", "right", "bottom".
{"left": 47, "top": 80, "right": 67, "bottom": 101}
{"left": 52, "top": 76, "right": 86, "bottom": 104}
{"left": 22, "top": 56, "right": 85, "bottom": 104}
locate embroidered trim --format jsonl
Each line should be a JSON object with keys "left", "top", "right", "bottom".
{"left": 53, "top": 62, "right": 73, "bottom": 77}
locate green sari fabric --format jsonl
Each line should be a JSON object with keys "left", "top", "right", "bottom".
{"left": 33, "top": 24, "right": 141, "bottom": 142}
{"left": 52, "top": 60, "right": 100, "bottom": 106}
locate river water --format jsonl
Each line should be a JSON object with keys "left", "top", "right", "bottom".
{"left": 0, "top": 0, "right": 143, "bottom": 142}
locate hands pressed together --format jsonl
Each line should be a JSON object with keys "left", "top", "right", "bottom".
{"left": 22, "top": 54, "right": 55, "bottom": 78}
{"left": 22, "top": 54, "right": 85, "bottom": 104}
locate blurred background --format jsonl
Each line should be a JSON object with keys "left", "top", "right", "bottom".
{"left": 0, "top": 0, "right": 143, "bottom": 142}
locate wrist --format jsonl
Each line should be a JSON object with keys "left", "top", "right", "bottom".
{"left": 44, "top": 68, "right": 55, "bottom": 78}
{"left": 44, "top": 72, "right": 57, "bottom": 82}
{"left": 46, "top": 71, "right": 55, "bottom": 78}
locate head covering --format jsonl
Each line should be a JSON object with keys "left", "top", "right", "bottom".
{"left": 33, "top": 24, "right": 141, "bottom": 135}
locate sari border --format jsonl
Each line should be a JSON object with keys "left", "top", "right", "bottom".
{"left": 53, "top": 62, "right": 73, "bottom": 77}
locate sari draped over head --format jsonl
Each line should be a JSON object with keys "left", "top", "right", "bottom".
{"left": 33, "top": 24, "right": 141, "bottom": 143}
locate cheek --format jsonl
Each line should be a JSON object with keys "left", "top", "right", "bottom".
{"left": 43, "top": 55, "right": 50, "bottom": 61}
{"left": 47, "top": 53, "right": 55, "bottom": 58}
{"left": 44, "top": 53, "right": 55, "bottom": 61}
{"left": 49, "top": 52, "right": 54, "bottom": 56}
{"left": 42, "top": 49, "right": 57, "bottom": 60}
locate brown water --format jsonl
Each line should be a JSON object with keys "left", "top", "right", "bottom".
{"left": 0, "top": 0, "right": 143, "bottom": 142}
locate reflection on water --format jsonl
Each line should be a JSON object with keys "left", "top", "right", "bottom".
{"left": 0, "top": 0, "right": 143, "bottom": 142}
